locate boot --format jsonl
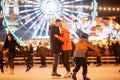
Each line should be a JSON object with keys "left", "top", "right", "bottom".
{"left": 63, "top": 72, "right": 72, "bottom": 78}
{"left": 72, "top": 72, "right": 77, "bottom": 80}
{"left": 83, "top": 74, "right": 90, "bottom": 80}
{"left": 52, "top": 72, "right": 61, "bottom": 77}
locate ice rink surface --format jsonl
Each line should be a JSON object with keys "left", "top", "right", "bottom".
{"left": 0, "top": 64, "right": 120, "bottom": 80}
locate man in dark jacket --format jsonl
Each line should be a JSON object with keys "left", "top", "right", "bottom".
{"left": 49, "top": 19, "right": 63, "bottom": 77}
{"left": 37, "top": 42, "right": 47, "bottom": 68}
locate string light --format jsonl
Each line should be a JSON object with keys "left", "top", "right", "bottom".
{"left": 97, "top": 7, "right": 120, "bottom": 11}
{"left": 99, "top": 7, "right": 102, "bottom": 10}
{"left": 89, "top": 6, "right": 93, "bottom": 10}
{"left": 108, "top": 7, "right": 111, "bottom": 11}
{"left": 21, "top": 0, "right": 24, "bottom": 4}
{"left": 112, "top": 8, "right": 115, "bottom": 11}
{"left": 103, "top": 7, "right": 107, "bottom": 10}
{"left": 117, "top": 8, "right": 120, "bottom": 11}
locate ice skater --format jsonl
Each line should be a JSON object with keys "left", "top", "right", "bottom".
{"left": 72, "top": 33, "right": 101, "bottom": 80}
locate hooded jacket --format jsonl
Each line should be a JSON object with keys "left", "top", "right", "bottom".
{"left": 49, "top": 24, "right": 63, "bottom": 54}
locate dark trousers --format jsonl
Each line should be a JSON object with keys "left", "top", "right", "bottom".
{"left": 25, "top": 58, "right": 31, "bottom": 69}
{"left": 5, "top": 60, "right": 8, "bottom": 68}
{"left": 30, "top": 55, "right": 33, "bottom": 67}
{"left": 8, "top": 57, "right": 14, "bottom": 69}
{"left": 61, "top": 50, "right": 70, "bottom": 72}
{"left": 96, "top": 57, "right": 101, "bottom": 64}
{"left": 40, "top": 55, "right": 46, "bottom": 66}
{"left": 73, "top": 57, "right": 87, "bottom": 75}
{"left": 0, "top": 58, "right": 4, "bottom": 73}
{"left": 115, "top": 54, "right": 120, "bottom": 64}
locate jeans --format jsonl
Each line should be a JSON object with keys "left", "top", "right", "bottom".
{"left": 52, "top": 53, "right": 60, "bottom": 73}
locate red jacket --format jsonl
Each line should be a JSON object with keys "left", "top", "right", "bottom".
{"left": 94, "top": 51, "right": 102, "bottom": 57}
{"left": 56, "top": 29, "right": 72, "bottom": 51}
{"left": 93, "top": 45, "right": 102, "bottom": 57}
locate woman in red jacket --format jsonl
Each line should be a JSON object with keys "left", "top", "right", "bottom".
{"left": 55, "top": 22, "right": 72, "bottom": 78}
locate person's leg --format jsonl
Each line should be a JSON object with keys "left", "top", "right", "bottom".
{"left": 96, "top": 57, "right": 102, "bottom": 66}
{"left": 28, "top": 57, "right": 32, "bottom": 70}
{"left": 4, "top": 57, "right": 9, "bottom": 71}
{"left": 118, "top": 55, "right": 120, "bottom": 64}
{"left": 40, "top": 55, "right": 44, "bottom": 66}
{"left": 5, "top": 60, "right": 9, "bottom": 68}
{"left": 8, "top": 57, "right": 12, "bottom": 68}
{"left": 30, "top": 55, "right": 33, "bottom": 67}
{"left": 3, "top": 52, "right": 8, "bottom": 71}
{"left": 40, "top": 55, "right": 46, "bottom": 67}
{"left": 8, "top": 57, "right": 14, "bottom": 69}
{"left": 25, "top": 60, "right": 29, "bottom": 72}
{"left": 62, "top": 51, "right": 71, "bottom": 78}
{"left": 70, "top": 57, "right": 75, "bottom": 67}
{"left": 0, "top": 58, "right": 4, "bottom": 73}
{"left": 52, "top": 54, "right": 60, "bottom": 72}
{"left": 59, "top": 54, "right": 63, "bottom": 64}
{"left": 8, "top": 57, "right": 14, "bottom": 74}
{"left": 62, "top": 51, "right": 70, "bottom": 72}
{"left": 52, "top": 53, "right": 61, "bottom": 76}
{"left": 115, "top": 54, "right": 118, "bottom": 65}
{"left": 82, "top": 58, "right": 90, "bottom": 80}
{"left": 43, "top": 56, "right": 46, "bottom": 66}
{"left": 72, "top": 57, "right": 81, "bottom": 80}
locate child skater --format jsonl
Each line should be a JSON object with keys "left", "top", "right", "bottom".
{"left": 23, "top": 46, "right": 31, "bottom": 72}
{"left": 72, "top": 33, "right": 101, "bottom": 80}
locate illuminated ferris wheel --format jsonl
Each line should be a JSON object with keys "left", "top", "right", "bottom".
{"left": 1, "top": 0, "right": 97, "bottom": 45}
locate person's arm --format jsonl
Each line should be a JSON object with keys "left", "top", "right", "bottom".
{"left": 51, "top": 26, "right": 63, "bottom": 45}
{"left": 88, "top": 44, "right": 101, "bottom": 56}
{"left": 2, "top": 41, "right": 8, "bottom": 50}
{"left": 87, "top": 43, "right": 101, "bottom": 53}
{"left": 15, "top": 40, "right": 21, "bottom": 49}
{"left": 54, "top": 32, "right": 68, "bottom": 43}
{"left": 2, "top": 42, "right": 9, "bottom": 55}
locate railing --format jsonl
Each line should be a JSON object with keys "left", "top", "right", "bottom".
{"left": 3, "top": 50, "right": 116, "bottom": 64}
{"left": 87, "top": 56, "right": 115, "bottom": 63}
{"left": 8, "top": 56, "right": 115, "bottom": 64}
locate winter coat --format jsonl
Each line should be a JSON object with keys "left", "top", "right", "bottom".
{"left": 74, "top": 38, "right": 100, "bottom": 58}
{"left": 56, "top": 29, "right": 72, "bottom": 51}
{"left": 3, "top": 40, "right": 21, "bottom": 58}
{"left": 49, "top": 25, "right": 63, "bottom": 54}
{"left": 37, "top": 46, "right": 46, "bottom": 57}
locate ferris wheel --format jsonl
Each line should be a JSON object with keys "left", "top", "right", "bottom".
{"left": 1, "top": 0, "right": 97, "bottom": 45}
